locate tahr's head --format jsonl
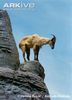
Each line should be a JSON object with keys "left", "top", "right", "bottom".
{"left": 49, "top": 34, "right": 56, "bottom": 49}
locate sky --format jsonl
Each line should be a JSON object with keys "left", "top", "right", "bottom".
{"left": 0, "top": 0, "right": 72, "bottom": 100}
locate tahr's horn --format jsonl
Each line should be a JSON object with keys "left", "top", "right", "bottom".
{"left": 51, "top": 34, "right": 56, "bottom": 41}
{"left": 50, "top": 34, "right": 56, "bottom": 49}
{"left": 51, "top": 34, "right": 56, "bottom": 38}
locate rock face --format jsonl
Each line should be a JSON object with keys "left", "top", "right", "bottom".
{"left": 0, "top": 10, "right": 50, "bottom": 100}
{"left": 0, "top": 10, "right": 20, "bottom": 69}
{"left": 0, "top": 61, "right": 50, "bottom": 100}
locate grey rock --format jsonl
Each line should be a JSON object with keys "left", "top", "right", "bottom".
{"left": 19, "top": 61, "right": 45, "bottom": 79}
{"left": 0, "top": 10, "right": 50, "bottom": 100}
{"left": 0, "top": 10, "right": 20, "bottom": 70}
{"left": 0, "top": 61, "right": 50, "bottom": 100}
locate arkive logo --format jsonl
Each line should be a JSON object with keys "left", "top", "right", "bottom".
{"left": 3, "top": 2, "right": 35, "bottom": 9}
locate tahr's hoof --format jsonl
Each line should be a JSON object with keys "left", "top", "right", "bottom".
{"left": 24, "top": 60, "right": 27, "bottom": 65}
{"left": 34, "top": 60, "right": 39, "bottom": 63}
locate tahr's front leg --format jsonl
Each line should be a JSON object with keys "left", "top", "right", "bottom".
{"left": 25, "top": 45, "right": 30, "bottom": 61}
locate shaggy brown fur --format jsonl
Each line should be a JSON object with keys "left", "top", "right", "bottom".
{"left": 19, "top": 34, "right": 56, "bottom": 63}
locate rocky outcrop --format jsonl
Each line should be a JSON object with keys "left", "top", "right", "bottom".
{"left": 0, "top": 10, "right": 50, "bottom": 100}
{"left": 0, "top": 61, "right": 50, "bottom": 100}
{"left": 0, "top": 10, "right": 20, "bottom": 70}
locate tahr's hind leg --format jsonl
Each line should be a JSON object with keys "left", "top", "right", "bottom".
{"left": 23, "top": 53, "right": 27, "bottom": 64}
{"left": 33, "top": 45, "right": 40, "bottom": 61}
{"left": 21, "top": 46, "right": 26, "bottom": 64}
